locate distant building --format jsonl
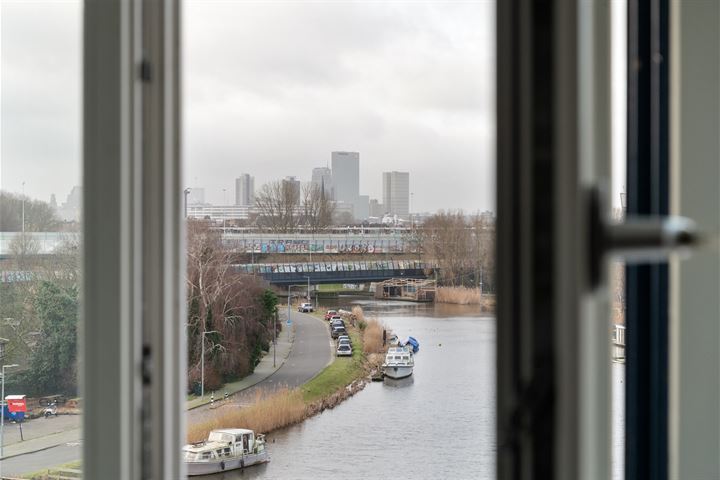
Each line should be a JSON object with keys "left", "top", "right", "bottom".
{"left": 478, "top": 210, "right": 496, "bottom": 226}
{"left": 382, "top": 171, "right": 410, "bottom": 218}
{"left": 187, "top": 204, "right": 253, "bottom": 222}
{"left": 331, "top": 151, "right": 359, "bottom": 202}
{"left": 57, "top": 186, "right": 83, "bottom": 222}
{"left": 282, "top": 176, "right": 301, "bottom": 203}
{"left": 356, "top": 195, "right": 369, "bottom": 221}
{"left": 369, "top": 199, "right": 384, "bottom": 218}
{"left": 186, "top": 187, "right": 206, "bottom": 205}
{"left": 235, "top": 174, "right": 255, "bottom": 206}
{"left": 311, "top": 167, "right": 333, "bottom": 199}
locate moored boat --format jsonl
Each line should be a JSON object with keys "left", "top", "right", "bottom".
{"left": 382, "top": 346, "right": 414, "bottom": 379}
{"left": 183, "top": 428, "right": 269, "bottom": 476}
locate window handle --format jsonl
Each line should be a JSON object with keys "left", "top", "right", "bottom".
{"left": 589, "top": 187, "right": 700, "bottom": 287}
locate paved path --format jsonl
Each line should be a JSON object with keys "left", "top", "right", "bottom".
{"left": 0, "top": 310, "right": 332, "bottom": 478}
{"left": 187, "top": 310, "right": 332, "bottom": 424}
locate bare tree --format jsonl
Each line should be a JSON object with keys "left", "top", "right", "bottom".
{"left": 254, "top": 180, "right": 300, "bottom": 233}
{"left": 420, "top": 210, "right": 475, "bottom": 286}
{"left": 469, "top": 213, "right": 495, "bottom": 293}
{"left": 185, "top": 220, "right": 275, "bottom": 392}
{"left": 8, "top": 233, "right": 40, "bottom": 270}
{"left": 0, "top": 191, "right": 61, "bottom": 232}
{"left": 301, "top": 183, "right": 335, "bottom": 232}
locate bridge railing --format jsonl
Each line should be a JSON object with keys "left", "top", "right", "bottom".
{"left": 231, "top": 259, "right": 435, "bottom": 275}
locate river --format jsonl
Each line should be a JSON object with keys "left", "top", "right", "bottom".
{"left": 204, "top": 299, "right": 496, "bottom": 480}
{"left": 201, "top": 298, "right": 626, "bottom": 480}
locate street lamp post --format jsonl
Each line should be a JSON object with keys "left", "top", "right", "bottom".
{"left": 287, "top": 285, "right": 291, "bottom": 340}
{"left": 21, "top": 182, "right": 26, "bottom": 235}
{"left": 200, "top": 331, "right": 219, "bottom": 399}
{"left": 1, "top": 363, "right": 19, "bottom": 464}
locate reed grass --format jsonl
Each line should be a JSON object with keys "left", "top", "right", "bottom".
{"left": 436, "top": 286, "right": 482, "bottom": 305}
{"left": 362, "top": 318, "right": 385, "bottom": 354}
{"left": 351, "top": 305, "right": 365, "bottom": 323}
{"left": 187, "top": 387, "right": 306, "bottom": 443}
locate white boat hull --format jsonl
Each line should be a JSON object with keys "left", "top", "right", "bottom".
{"left": 384, "top": 364, "right": 413, "bottom": 379}
{"left": 186, "top": 451, "right": 269, "bottom": 476}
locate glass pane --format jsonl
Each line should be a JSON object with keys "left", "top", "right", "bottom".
{"left": 0, "top": 1, "right": 83, "bottom": 477}
{"left": 184, "top": 1, "right": 495, "bottom": 478}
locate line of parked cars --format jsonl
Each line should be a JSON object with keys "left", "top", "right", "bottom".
{"left": 325, "top": 310, "right": 352, "bottom": 357}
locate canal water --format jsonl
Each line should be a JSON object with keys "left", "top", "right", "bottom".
{"left": 203, "top": 298, "right": 625, "bottom": 480}
{"left": 205, "top": 299, "right": 496, "bottom": 480}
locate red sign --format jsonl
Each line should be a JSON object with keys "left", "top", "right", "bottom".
{"left": 6, "top": 396, "right": 26, "bottom": 413}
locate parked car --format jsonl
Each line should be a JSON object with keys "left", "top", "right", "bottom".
{"left": 329, "top": 315, "right": 342, "bottom": 322}
{"left": 338, "top": 339, "right": 352, "bottom": 348}
{"left": 336, "top": 344, "right": 352, "bottom": 357}
{"left": 330, "top": 318, "right": 345, "bottom": 327}
{"left": 298, "top": 303, "right": 314, "bottom": 313}
{"left": 324, "top": 310, "right": 338, "bottom": 320}
{"left": 331, "top": 326, "right": 347, "bottom": 339}
{"left": 337, "top": 335, "right": 350, "bottom": 343}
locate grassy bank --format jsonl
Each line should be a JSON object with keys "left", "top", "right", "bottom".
{"left": 187, "top": 307, "right": 386, "bottom": 443}
{"left": 22, "top": 461, "right": 82, "bottom": 479}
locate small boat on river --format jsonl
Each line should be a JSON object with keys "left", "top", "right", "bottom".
{"left": 382, "top": 346, "right": 415, "bottom": 379}
{"left": 183, "top": 428, "right": 269, "bottom": 476}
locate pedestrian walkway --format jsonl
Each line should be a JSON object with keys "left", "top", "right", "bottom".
{"left": 186, "top": 321, "right": 296, "bottom": 410}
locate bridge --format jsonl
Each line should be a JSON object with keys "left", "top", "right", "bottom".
{"left": 232, "top": 260, "right": 435, "bottom": 286}
{"left": 0, "top": 230, "right": 420, "bottom": 257}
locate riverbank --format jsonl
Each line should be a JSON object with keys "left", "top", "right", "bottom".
{"left": 186, "top": 307, "right": 386, "bottom": 443}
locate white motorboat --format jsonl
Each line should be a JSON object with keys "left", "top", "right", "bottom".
{"left": 382, "top": 346, "right": 414, "bottom": 379}
{"left": 183, "top": 428, "right": 269, "bottom": 476}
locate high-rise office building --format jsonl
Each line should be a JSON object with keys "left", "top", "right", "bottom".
{"left": 282, "top": 176, "right": 301, "bottom": 203}
{"left": 311, "top": 167, "right": 333, "bottom": 199}
{"left": 369, "top": 199, "right": 385, "bottom": 218}
{"left": 331, "top": 152, "right": 359, "bottom": 205}
{"left": 235, "top": 174, "right": 255, "bottom": 206}
{"left": 382, "top": 171, "right": 410, "bottom": 218}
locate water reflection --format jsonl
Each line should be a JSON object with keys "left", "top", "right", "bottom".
{"left": 383, "top": 375, "right": 415, "bottom": 388}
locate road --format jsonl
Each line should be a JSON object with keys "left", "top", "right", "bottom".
{"left": 0, "top": 310, "right": 331, "bottom": 477}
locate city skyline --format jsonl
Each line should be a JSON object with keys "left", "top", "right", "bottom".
{"left": 2, "top": 1, "right": 496, "bottom": 214}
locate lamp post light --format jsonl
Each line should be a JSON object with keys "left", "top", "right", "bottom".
{"left": 200, "top": 331, "right": 219, "bottom": 399}
{"left": 1, "top": 363, "right": 19, "bottom": 463}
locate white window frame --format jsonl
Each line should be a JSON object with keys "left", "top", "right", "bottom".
{"left": 83, "top": 1, "right": 184, "bottom": 478}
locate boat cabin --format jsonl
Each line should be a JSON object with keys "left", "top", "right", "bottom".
{"left": 385, "top": 347, "right": 413, "bottom": 366}
{"left": 183, "top": 428, "right": 261, "bottom": 462}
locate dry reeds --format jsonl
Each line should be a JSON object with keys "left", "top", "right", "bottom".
{"left": 362, "top": 318, "right": 386, "bottom": 354}
{"left": 351, "top": 305, "right": 365, "bottom": 323}
{"left": 187, "top": 387, "right": 306, "bottom": 443}
{"left": 436, "top": 286, "right": 482, "bottom": 305}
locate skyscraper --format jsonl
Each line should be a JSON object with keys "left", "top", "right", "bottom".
{"left": 331, "top": 152, "right": 359, "bottom": 205}
{"left": 235, "top": 174, "right": 255, "bottom": 206}
{"left": 282, "top": 176, "right": 301, "bottom": 203}
{"left": 311, "top": 167, "right": 333, "bottom": 199}
{"left": 382, "top": 171, "right": 410, "bottom": 218}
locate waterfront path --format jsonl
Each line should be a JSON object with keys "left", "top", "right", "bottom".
{"left": 0, "top": 310, "right": 332, "bottom": 477}
{"left": 187, "top": 310, "right": 333, "bottom": 424}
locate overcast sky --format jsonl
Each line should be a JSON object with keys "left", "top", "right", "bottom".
{"left": 1, "top": 0, "right": 496, "bottom": 213}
